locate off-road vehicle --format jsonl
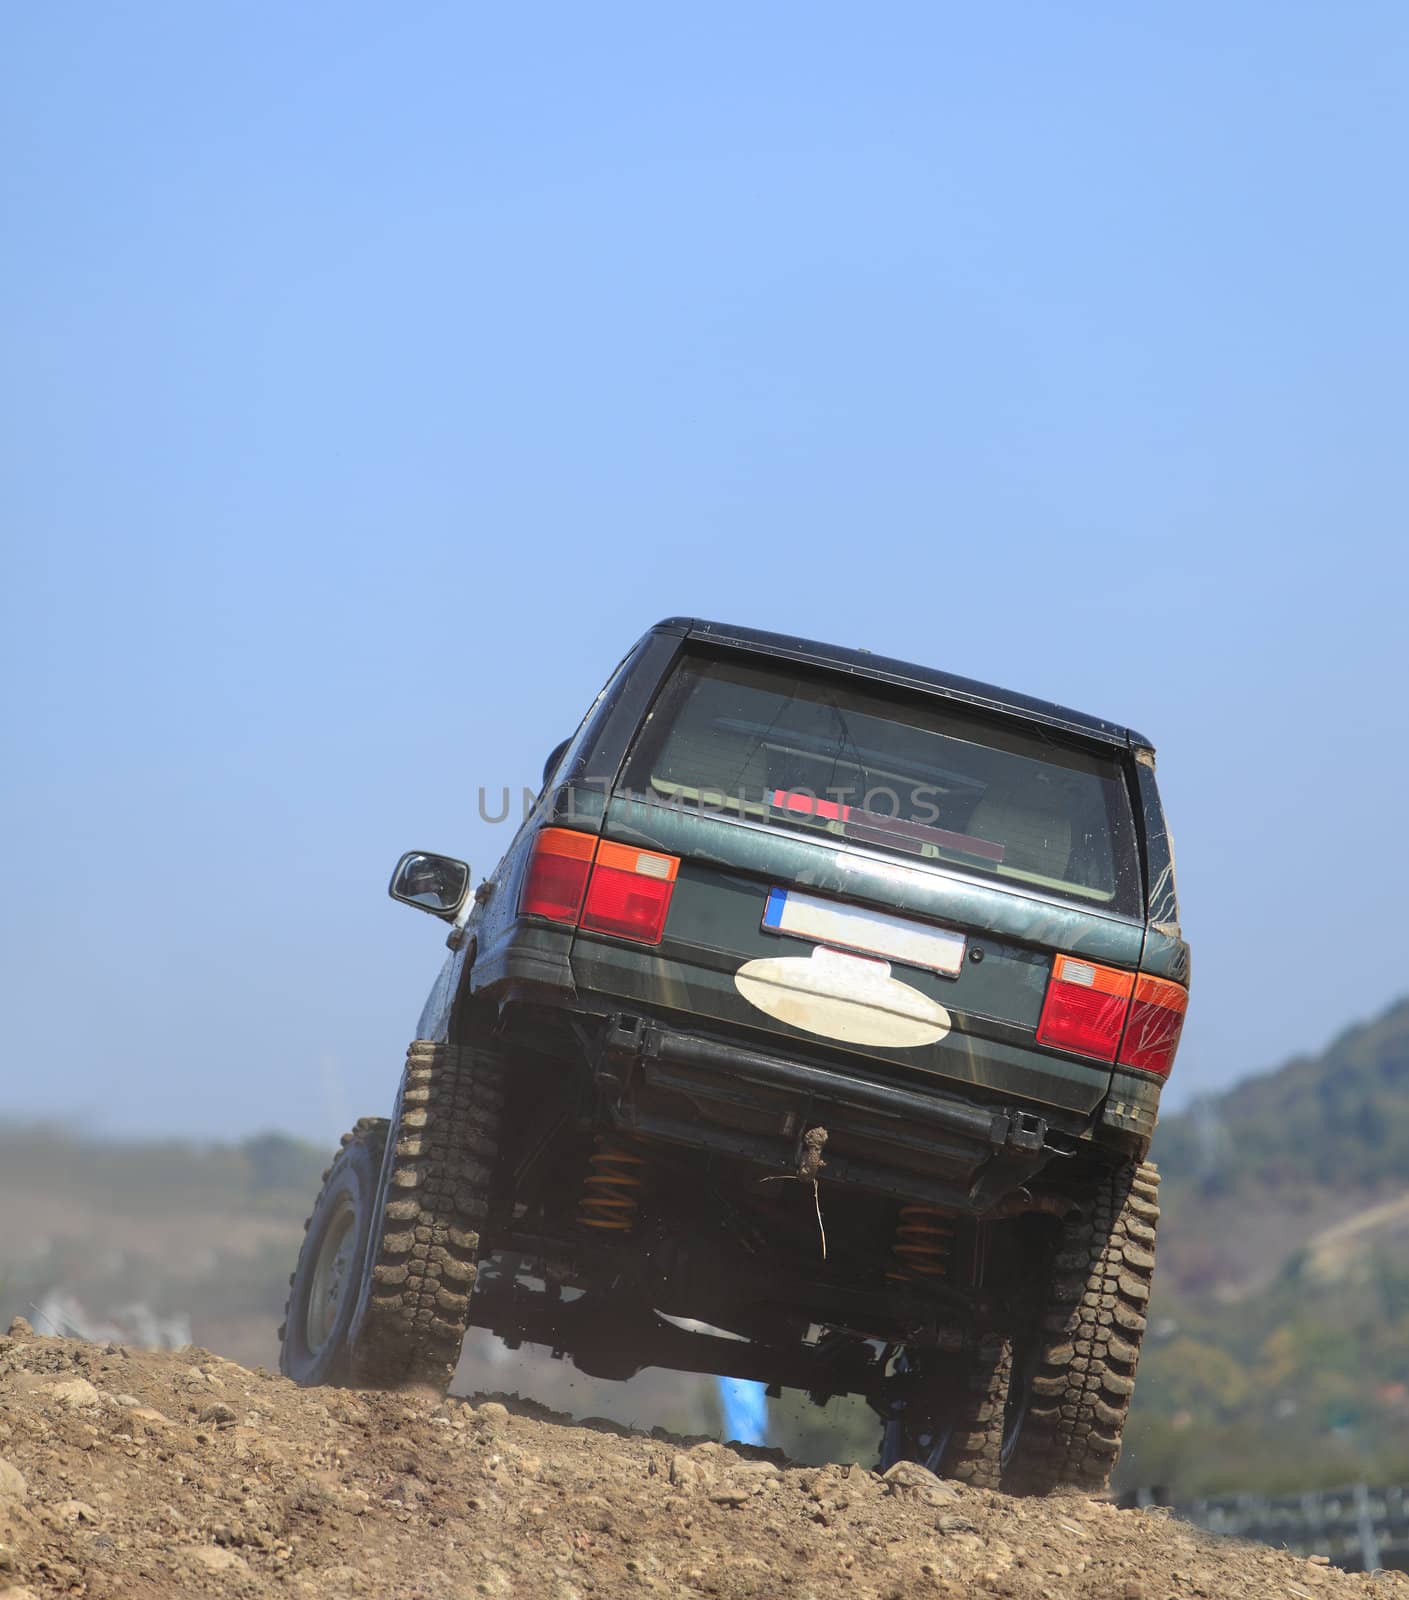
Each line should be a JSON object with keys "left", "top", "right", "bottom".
{"left": 281, "top": 618, "right": 1188, "bottom": 1492}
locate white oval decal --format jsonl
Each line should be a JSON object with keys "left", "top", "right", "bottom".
{"left": 734, "top": 946, "right": 951, "bottom": 1048}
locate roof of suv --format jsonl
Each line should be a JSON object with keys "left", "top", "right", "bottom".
{"left": 654, "top": 617, "right": 1151, "bottom": 750}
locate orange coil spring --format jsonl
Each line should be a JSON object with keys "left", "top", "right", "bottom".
{"left": 576, "top": 1140, "right": 648, "bottom": 1231}
{"left": 887, "top": 1204, "right": 957, "bottom": 1280}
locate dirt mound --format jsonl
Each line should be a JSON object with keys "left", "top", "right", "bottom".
{"left": 0, "top": 1321, "right": 1402, "bottom": 1600}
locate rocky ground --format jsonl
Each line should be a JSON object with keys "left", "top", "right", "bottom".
{"left": 1, "top": 1320, "right": 1405, "bottom": 1600}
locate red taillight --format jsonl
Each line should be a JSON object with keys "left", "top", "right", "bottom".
{"left": 520, "top": 830, "right": 680, "bottom": 945}
{"left": 1037, "top": 956, "right": 1188, "bottom": 1077}
{"left": 519, "top": 827, "right": 596, "bottom": 923}
{"left": 581, "top": 840, "right": 679, "bottom": 945}
{"left": 1117, "top": 974, "right": 1188, "bottom": 1077}
{"left": 1036, "top": 956, "right": 1135, "bottom": 1062}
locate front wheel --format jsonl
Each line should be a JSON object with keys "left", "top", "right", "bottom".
{"left": 280, "top": 1118, "right": 389, "bottom": 1386}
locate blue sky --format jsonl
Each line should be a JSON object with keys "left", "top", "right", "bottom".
{"left": 3, "top": 2, "right": 1405, "bottom": 1139}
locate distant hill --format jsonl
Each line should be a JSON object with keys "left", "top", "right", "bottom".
{"left": 0, "top": 1126, "right": 327, "bottom": 1368}
{"left": 1119, "top": 997, "right": 1409, "bottom": 1497}
{"left": 1144, "top": 998, "right": 1409, "bottom": 1302}
{"left": 1157, "top": 998, "right": 1409, "bottom": 1194}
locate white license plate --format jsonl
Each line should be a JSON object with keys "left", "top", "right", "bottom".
{"left": 761, "top": 888, "right": 967, "bottom": 977}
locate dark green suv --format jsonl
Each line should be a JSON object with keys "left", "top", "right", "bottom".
{"left": 281, "top": 618, "right": 1187, "bottom": 1493}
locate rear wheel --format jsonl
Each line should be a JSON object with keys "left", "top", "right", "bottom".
{"left": 350, "top": 1039, "right": 505, "bottom": 1390}
{"left": 878, "top": 1335, "right": 1012, "bottom": 1487}
{"left": 1002, "top": 1160, "right": 1160, "bottom": 1494}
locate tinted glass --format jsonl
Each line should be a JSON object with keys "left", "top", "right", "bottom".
{"left": 623, "top": 653, "right": 1141, "bottom": 915}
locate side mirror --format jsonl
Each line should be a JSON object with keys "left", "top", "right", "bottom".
{"left": 542, "top": 737, "right": 571, "bottom": 789}
{"left": 389, "top": 851, "right": 470, "bottom": 919}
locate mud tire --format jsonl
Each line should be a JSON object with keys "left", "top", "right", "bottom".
{"left": 348, "top": 1039, "right": 505, "bottom": 1391}
{"left": 878, "top": 1335, "right": 1012, "bottom": 1488}
{"left": 1003, "top": 1160, "right": 1160, "bottom": 1495}
{"left": 280, "top": 1118, "right": 390, "bottom": 1386}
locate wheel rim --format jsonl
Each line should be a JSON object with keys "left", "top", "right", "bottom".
{"left": 305, "top": 1197, "right": 357, "bottom": 1353}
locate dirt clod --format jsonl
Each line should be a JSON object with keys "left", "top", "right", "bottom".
{"left": 0, "top": 1329, "right": 1396, "bottom": 1598}
{"left": 709, "top": 1486, "right": 752, "bottom": 1507}
{"left": 38, "top": 1379, "right": 99, "bottom": 1411}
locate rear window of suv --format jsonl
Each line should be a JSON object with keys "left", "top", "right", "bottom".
{"left": 622, "top": 652, "right": 1142, "bottom": 916}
